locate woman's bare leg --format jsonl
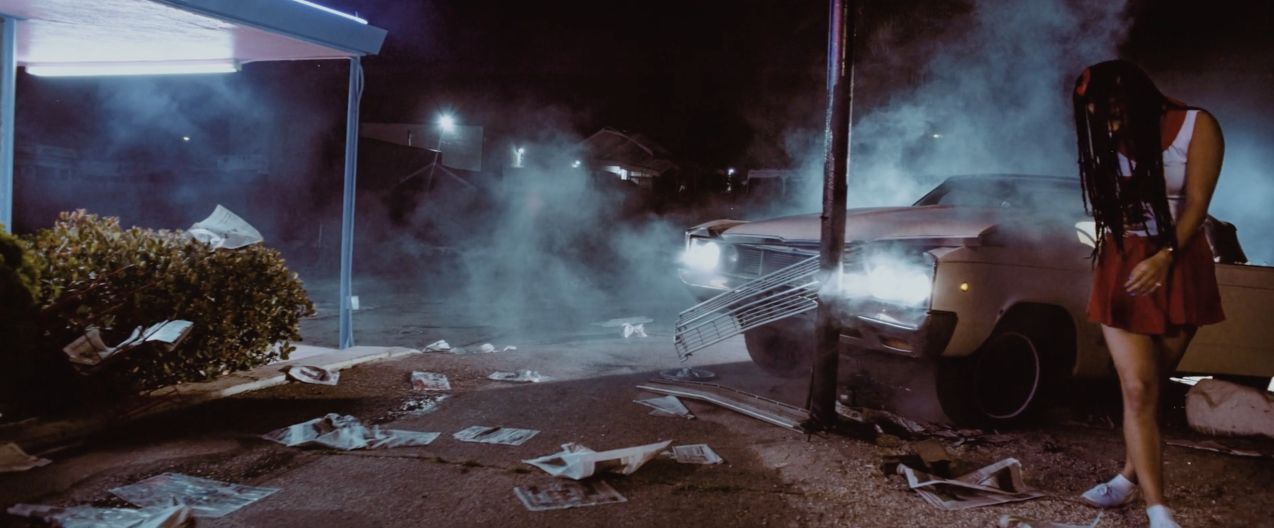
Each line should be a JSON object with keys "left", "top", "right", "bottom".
{"left": 1117, "top": 325, "right": 1197, "bottom": 482}
{"left": 1103, "top": 324, "right": 1167, "bottom": 506}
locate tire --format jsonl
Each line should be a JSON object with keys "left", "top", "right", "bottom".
{"left": 938, "top": 320, "right": 1064, "bottom": 426}
{"left": 743, "top": 317, "right": 814, "bottom": 378}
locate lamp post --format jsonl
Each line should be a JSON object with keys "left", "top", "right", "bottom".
{"left": 426, "top": 113, "right": 455, "bottom": 191}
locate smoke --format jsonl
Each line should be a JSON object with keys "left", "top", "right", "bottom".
{"left": 780, "top": 0, "right": 1128, "bottom": 211}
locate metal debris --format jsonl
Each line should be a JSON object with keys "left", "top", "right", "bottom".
{"left": 110, "top": 473, "right": 278, "bottom": 518}
{"left": 638, "top": 379, "right": 807, "bottom": 432}
{"left": 670, "top": 444, "right": 723, "bottom": 465}
{"left": 410, "top": 371, "right": 452, "bottom": 391}
{"left": 897, "top": 457, "right": 1044, "bottom": 510}
{"left": 0, "top": 442, "right": 51, "bottom": 473}
{"left": 487, "top": 370, "right": 549, "bottom": 383}
{"left": 286, "top": 365, "right": 339, "bottom": 386}
{"left": 633, "top": 395, "right": 695, "bottom": 419}
{"left": 513, "top": 480, "right": 627, "bottom": 511}
{"left": 452, "top": 426, "right": 539, "bottom": 446}
{"left": 523, "top": 440, "right": 671, "bottom": 480}
{"left": 263, "top": 413, "right": 440, "bottom": 451}
{"left": 1166, "top": 439, "right": 1274, "bottom": 459}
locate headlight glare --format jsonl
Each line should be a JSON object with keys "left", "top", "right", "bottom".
{"left": 683, "top": 239, "right": 721, "bottom": 271}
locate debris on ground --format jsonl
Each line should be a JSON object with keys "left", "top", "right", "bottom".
{"left": 286, "top": 365, "right": 339, "bottom": 386}
{"left": 634, "top": 395, "right": 695, "bottom": 419}
{"left": 622, "top": 323, "right": 648, "bottom": 338}
{"left": 998, "top": 512, "right": 1103, "bottom": 528}
{"left": 410, "top": 371, "right": 452, "bottom": 391}
{"left": 638, "top": 380, "right": 807, "bottom": 432}
{"left": 63, "top": 320, "right": 194, "bottom": 370}
{"left": 513, "top": 480, "right": 627, "bottom": 511}
{"left": 188, "top": 205, "right": 263, "bottom": 249}
{"left": 1185, "top": 379, "right": 1274, "bottom": 439}
{"left": 397, "top": 394, "right": 450, "bottom": 416}
{"left": 908, "top": 439, "right": 954, "bottom": 476}
{"left": 523, "top": 440, "right": 671, "bottom": 480}
{"left": 0, "top": 442, "right": 51, "bottom": 473}
{"left": 7, "top": 502, "right": 193, "bottom": 528}
{"left": 487, "top": 370, "right": 549, "bottom": 383}
{"left": 1166, "top": 439, "right": 1274, "bottom": 459}
{"left": 263, "top": 413, "right": 440, "bottom": 450}
{"left": 453, "top": 426, "right": 539, "bottom": 446}
{"left": 669, "top": 444, "right": 723, "bottom": 465}
{"left": 424, "top": 339, "right": 452, "bottom": 353}
{"left": 896, "top": 457, "right": 1044, "bottom": 510}
{"left": 110, "top": 472, "right": 278, "bottom": 518}
{"left": 595, "top": 316, "right": 653, "bottom": 328}
{"left": 450, "top": 343, "right": 516, "bottom": 354}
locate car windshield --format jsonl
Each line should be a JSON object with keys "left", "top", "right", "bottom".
{"left": 913, "top": 177, "right": 1084, "bottom": 213}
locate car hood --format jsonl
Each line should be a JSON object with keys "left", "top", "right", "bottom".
{"left": 721, "top": 205, "right": 1028, "bottom": 245}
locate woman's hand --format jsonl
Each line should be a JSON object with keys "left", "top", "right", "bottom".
{"left": 1126, "top": 250, "right": 1172, "bottom": 296}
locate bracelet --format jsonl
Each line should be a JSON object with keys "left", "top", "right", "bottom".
{"left": 1162, "top": 246, "right": 1176, "bottom": 260}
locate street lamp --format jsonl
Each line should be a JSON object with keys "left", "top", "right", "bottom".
{"left": 427, "top": 113, "right": 456, "bottom": 191}
{"left": 513, "top": 146, "right": 525, "bottom": 168}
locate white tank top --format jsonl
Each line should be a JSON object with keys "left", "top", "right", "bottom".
{"left": 1117, "top": 109, "right": 1197, "bottom": 236}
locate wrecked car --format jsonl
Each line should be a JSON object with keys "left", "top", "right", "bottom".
{"left": 675, "top": 174, "right": 1274, "bottom": 425}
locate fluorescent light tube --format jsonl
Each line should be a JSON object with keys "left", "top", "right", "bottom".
{"left": 26, "top": 60, "right": 239, "bottom": 77}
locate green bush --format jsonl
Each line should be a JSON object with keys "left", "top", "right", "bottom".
{"left": 21, "top": 210, "right": 314, "bottom": 396}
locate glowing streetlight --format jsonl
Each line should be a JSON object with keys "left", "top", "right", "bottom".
{"left": 437, "top": 114, "right": 456, "bottom": 134}
{"left": 571, "top": 160, "right": 582, "bottom": 169}
{"left": 726, "top": 167, "right": 736, "bottom": 176}
{"left": 513, "top": 146, "right": 525, "bottom": 168}
{"left": 427, "top": 113, "right": 458, "bottom": 191}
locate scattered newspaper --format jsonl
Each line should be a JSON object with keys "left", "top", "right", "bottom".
{"left": 263, "top": 413, "right": 440, "bottom": 451}
{"left": 488, "top": 370, "right": 549, "bottom": 383}
{"left": 7, "top": 502, "right": 192, "bottom": 528}
{"left": 452, "top": 426, "right": 539, "bottom": 446}
{"left": 63, "top": 321, "right": 194, "bottom": 368}
{"left": 998, "top": 512, "right": 1103, "bottom": 528}
{"left": 897, "top": 457, "right": 1044, "bottom": 510}
{"left": 595, "top": 316, "right": 653, "bottom": 327}
{"left": 111, "top": 473, "right": 278, "bottom": 518}
{"left": 622, "top": 323, "right": 648, "bottom": 338}
{"left": 411, "top": 371, "right": 452, "bottom": 391}
{"left": 523, "top": 440, "right": 671, "bottom": 480}
{"left": 0, "top": 443, "right": 51, "bottom": 473}
{"left": 634, "top": 395, "right": 694, "bottom": 419}
{"left": 397, "top": 394, "right": 449, "bottom": 416}
{"left": 424, "top": 339, "right": 452, "bottom": 353}
{"left": 670, "top": 444, "right": 723, "bottom": 465}
{"left": 287, "top": 366, "right": 339, "bottom": 386}
{"left": 188, "top": 205, "right": 263, "bottom": 250}
{"left": 514, "top": 480, "right": 627, "bottom": 511}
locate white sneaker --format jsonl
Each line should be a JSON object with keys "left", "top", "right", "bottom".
{"left": 1081, "top": 474, "right": 1137, "bottom": 508}
{"left": 1147, "top": 505, "right": 1181, "bottom": 528}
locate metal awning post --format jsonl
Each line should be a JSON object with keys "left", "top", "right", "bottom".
{"left": 808, "top": 0, "right": 856, "bottom": 427}
{"left": 338, "top": 56, "right": 363, "bottom": 349}
{"left": 0, "top": 16, "right": 16, "bottom": 231}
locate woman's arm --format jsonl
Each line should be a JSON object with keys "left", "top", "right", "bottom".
{"left": 1124, "top": 110, "right": 1224, "bottom": 296}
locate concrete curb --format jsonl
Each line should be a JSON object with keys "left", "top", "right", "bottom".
{"left": 0, "top": 344, "right": 421, "bottom": 453}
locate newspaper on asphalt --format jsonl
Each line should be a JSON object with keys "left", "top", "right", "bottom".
{"left": 188, "top": 205, "right": 263, "bottom": 249}
{"left": 452, "top": 426, "right": 539, "bottom": 446}
{"left": 514, "top": 480, "right": 627, "bottom": 511}
{"left": 487, "top": 370, "right": 549, "bottom": 383}
{"left": 397, "top": 394, "right": 449, "bottom": 416}
{"left": 670, "top": 444, "right": 724, "bottom": 465}
{"left": 110, "top": 473, "right": 278, "bottom": 518}
{"left": 897, "top": 457, "right": 1044, "bottom": 510}
{"left": 634, "top": 395, "right": 695, "bottom": 419}
{"left": 286, "top": 365, "right": 340, "bottom": 386}
{"left": 0, "top": 443, "right": 51, "bottom": 473}
{"left": 424, "top": 339, "right": 452, "bottom": 353}
{"left": 622, "top": 323, "right": 648, "bottom": 338}
{"left": 63, "top": 320, "right": 194, "bottom": 368}
{"left": 523, "top": 440, "right": 672, "bottom": 480}
{"left": 7, "top": 502, "right": 193, "bottom": 528}
{"left": 410, "top": 371, "right": 452, "bottom": 391}
{"left": 263, "top": 413, "right": 440, "bottom": 451}
{"left": 998, "top": 512, "right": 1103, "bottom": 528}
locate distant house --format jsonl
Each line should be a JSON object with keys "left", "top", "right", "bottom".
{"left": 578, "top": 128, "right": 678, "bottom": 188}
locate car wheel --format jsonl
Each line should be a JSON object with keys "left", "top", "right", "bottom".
{"left": 743, "top": 317, "right": 814, "bottom": 378}
{"left": 938, "top": 325, "right": 1051, "bottom": 425}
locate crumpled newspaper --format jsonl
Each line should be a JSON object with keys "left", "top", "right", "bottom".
{"left": 110, "top": 473, "right": 276, "bottom": 519}
{"left": 523, "top": 440, "right": 671, "bottom": 480}
{"left": 286, "top": 365, "right": 339, "bottom": 386}
{"left": 897, "top": 457, "right": 1044, "bottom": 510}
{"left": 263, "top": 413, "right": 440, "bottom": 451}
{"left": 622, "top": 323, "right": 648, "bottom": 338}
{"left": 0, "top": 443, "right": 51, "bottom": 473}
{"left": 7, "top": 502, "right": 193, "bottom": 528}
{"left": 488, "top": 370, "right": 549, "bottom": 383}
{"left": 410, "top": 371, "right": 451, "bottom": 391}
{"left": 188, "top": 205, "right": 263, "bottom": 250}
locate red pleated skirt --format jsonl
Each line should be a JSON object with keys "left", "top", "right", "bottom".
{"left": 1088, "top": 232, "right": 1225, "bottom": 335}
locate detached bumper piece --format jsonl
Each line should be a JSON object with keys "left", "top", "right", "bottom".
{"left": 673, "top": 256, "right": 821, "bottom": 360}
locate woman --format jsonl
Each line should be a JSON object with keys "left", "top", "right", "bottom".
{"left": 1072, "top": 60, "right": 1225, "bottom": 528}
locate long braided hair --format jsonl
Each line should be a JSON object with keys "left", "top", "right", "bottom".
{"left": 1073, "top": 60, "right": 1181, "bottom": 258}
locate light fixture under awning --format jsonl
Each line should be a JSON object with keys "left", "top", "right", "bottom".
{"left": 25, "top": 59, "right": 239, "bottom": 77}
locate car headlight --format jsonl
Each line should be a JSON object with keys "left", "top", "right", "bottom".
{"left": 840, "top": 251, "right": 934, "bottom": 306}
{"left": 683, "top": 238, "right": 721, "bottom": 271}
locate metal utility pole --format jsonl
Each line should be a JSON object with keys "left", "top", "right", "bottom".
{"left": 338, "top": 56, "right": 364, "bottom": 349}
{"left": 808, "top": 0, "right": 856, "bottom": 428}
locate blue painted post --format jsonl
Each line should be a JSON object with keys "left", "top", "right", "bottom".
{"left": 0, "top": 17, "right": 17, "bottom": 231}
{"left": 339, "top": 56, "right": 363, "bottom": 349}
